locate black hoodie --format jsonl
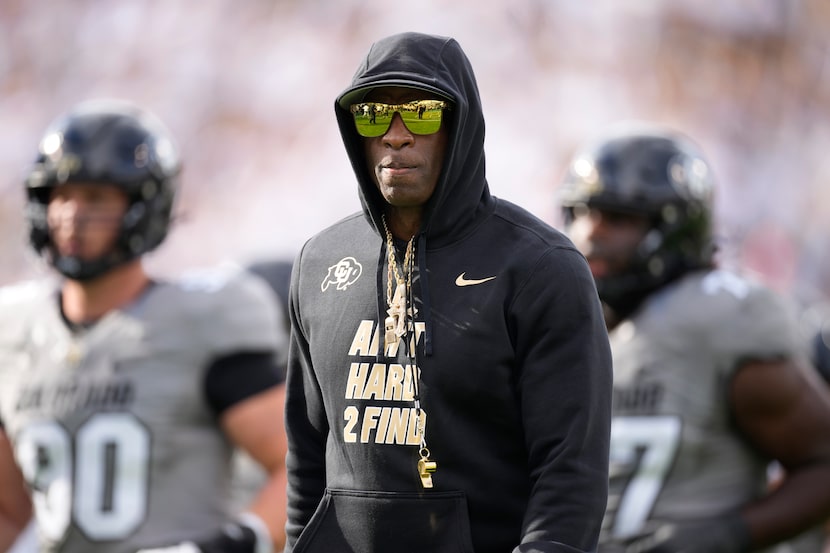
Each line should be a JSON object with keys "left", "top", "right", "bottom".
{"left": 285, "top": 32, "right": 612, "bottom": 553}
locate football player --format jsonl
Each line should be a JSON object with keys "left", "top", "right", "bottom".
{"left": 0, "top": 99, "right": 287, "bottom": 553}
{"left": 557, "top": 124, "right": 830, "bottom": 553}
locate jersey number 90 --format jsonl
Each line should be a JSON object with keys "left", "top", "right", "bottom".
{"left": 14, "top": 413, "right": 150, "bottom": 542}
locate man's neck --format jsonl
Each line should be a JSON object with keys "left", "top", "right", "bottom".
{"left": 385, "top": 207, "right": 422, "bottom": 240}
{"left": 61, "top": 260, "right": 151, "bottom": 325}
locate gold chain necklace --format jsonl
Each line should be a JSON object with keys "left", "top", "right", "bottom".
{"left": 382, "top": 215, "right": 415, "bottom": 350}
{"left": 381, "top": 215, "right": 437, "bottom": 488}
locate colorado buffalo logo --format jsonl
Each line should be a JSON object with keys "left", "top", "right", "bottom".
{"left": 321, "top": 257, "right": 362, "bottom": 291}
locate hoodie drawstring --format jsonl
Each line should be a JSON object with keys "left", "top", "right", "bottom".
{"left": 375, "top": 241, "right": 388, "bottom": 363}
{"left": 417, "top": 233, "right": 434, "bottom": 356}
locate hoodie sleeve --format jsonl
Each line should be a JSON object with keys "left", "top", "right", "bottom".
{"left": 284, "top": 254, "right": 328, "bottom": 551}
{"left": 510, "top": 246, "right": 613, "bottom": 553}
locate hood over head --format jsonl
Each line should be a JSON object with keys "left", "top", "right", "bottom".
{"left": 335, "top": 32, "right": 492, "bottom": 247}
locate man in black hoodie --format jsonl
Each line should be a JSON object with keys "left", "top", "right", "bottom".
{"left": 284, "top": 32, "right": 613, "bottom": 553}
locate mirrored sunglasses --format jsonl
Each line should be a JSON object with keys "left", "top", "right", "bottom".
{"left": 349, "top": 100, "right": 450, "bottom": 138}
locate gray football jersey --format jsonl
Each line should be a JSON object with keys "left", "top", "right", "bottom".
{"left": 0, "top": 265, "right": 281, "bottom": 553}
{"left": 600, "top": 270, "right": 804, "bottom": 549}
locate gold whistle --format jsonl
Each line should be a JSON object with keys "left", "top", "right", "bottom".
{"left": 418, "top": 457, "right": 437, "bottom": 488}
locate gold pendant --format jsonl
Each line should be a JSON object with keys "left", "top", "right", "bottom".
{"left": 386, "top": 282, "right": 407, "bottom": 349}
{"left": 391, "top": 283, "right": 408, "bottom": 337}
{"left": 384, "top": 316, "right": 397, "bottom": 348}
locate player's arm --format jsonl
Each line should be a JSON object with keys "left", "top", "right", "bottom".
{"left": 0, "top": 428, "right": 32, "bottom": 552}
{"left": 510, "top": 248, "right": 613, "bottom": 552}
{"left": 731, "top": 356, "right": 830, "bottom": 549}
{"left": 221, "top": 383, "right": 287, "bottom": 553}
{"left": 205, "top": 350, "right": 287, "bottom": 553}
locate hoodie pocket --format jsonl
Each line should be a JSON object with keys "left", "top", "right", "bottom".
{"left": 293, "top": 488, "right": 475, "bottom": 553}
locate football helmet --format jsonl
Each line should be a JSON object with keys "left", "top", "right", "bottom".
{"left": 25, "top": 99, "right": 181, "bottom": 280}
{"left": 559, "top": 124, "right": 715, "bottom": 313}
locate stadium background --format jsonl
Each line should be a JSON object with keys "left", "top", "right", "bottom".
{"left": 1, "top": 0, "right": 828, "bottom": 310}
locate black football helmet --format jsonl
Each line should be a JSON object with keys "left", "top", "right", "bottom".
{"left": 25, "top": 99, "right": 181, "bottom": 280}
{"left": 559, "top": 124, "right": 715, "bottom": 313}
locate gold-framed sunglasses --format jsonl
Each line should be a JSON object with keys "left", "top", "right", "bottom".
{"left": 349, "top": 100, "right": 451, "bottom": 138}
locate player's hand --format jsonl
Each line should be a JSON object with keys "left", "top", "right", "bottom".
{"left": 136, "top": 543, "right": 201, "bottom": 553}
{"left": 625, "top": 515, "right": 750, "bottom": 553}
{"left": 134, "top": 513, "right": 269, "bottom": 553}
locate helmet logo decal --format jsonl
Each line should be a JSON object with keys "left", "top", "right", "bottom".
{"left": 55, "top": 154, "right": 82, "bottom": 183}
{"left": 322, "top": 257, "right": 363, "bottom": 291}
{"left": 669, "top": 155, "right": 711, "bottom": 202}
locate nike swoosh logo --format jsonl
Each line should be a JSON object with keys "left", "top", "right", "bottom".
{"left": 455, "top": 272, "right": 497, "bottom": 286}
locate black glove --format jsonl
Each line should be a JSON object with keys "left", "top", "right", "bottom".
{"left": 195, "top": 521, "right": 258, "bottom": 553}
{"left": 136, "top": 513, "right": 271, "bottom": 553}
{"left": 624, "top": 515, "right": 751, "bottom": 553}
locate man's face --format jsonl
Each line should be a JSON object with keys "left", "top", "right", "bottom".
{"left": 566, "top": 206, "right": 651, "bottom": 280}
{"left": 47, "top": 182, "right": 128, "bottom": 261}
{"left": 362, "top": 87, "right": 449, "bottom": 209}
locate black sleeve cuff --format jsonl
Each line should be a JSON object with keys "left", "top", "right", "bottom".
{"left": 204, "top": 351, "right": 284, "bottom": 416}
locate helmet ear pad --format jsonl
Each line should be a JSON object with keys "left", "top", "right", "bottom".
{"left": 24, "top": 99, "right": 181, "bottom": 281}
{"left": 559, "top": 125, "right": 715, "bottom": 315}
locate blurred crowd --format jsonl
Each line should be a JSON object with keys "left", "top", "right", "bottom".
{"left": 1, "top": 0, "right": 828, "bottom": 309}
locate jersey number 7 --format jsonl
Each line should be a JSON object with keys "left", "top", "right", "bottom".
{"left": 608, "top": 415, "right": 682, "bottom": 538}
